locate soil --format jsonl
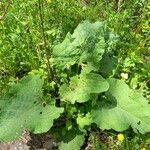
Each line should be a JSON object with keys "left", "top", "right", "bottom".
{"left": 0, "top": 131, "right": 58, "bottom": 150}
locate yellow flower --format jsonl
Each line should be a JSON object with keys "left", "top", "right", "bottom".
{"left": 117, "top": 133, "right": 124, "bottom": 141}
{"left": 141, "top": 148, "right": 146, "bottom": 150}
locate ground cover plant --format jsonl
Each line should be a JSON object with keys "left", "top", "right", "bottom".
{"left": 0, "top": 0, "right": 150, "bottom": 149}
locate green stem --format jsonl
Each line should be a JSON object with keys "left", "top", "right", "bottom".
{"left": 38, "top": 0, "right": 54, "bottom": 81}
{"left": 0, "top": 0, "right": 12, "bottom": 21}
{"left": 117, "top": 0, "right": 123, "bottom": 12}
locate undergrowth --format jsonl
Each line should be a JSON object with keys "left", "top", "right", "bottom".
{"left": 0, "top": 0, "right": 150, "bottom": 149}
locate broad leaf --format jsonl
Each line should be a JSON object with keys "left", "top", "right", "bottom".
{"left": 0, "top": 75, "right": 64, "bottom": 141}
{"left": 59, "top": 130, "right": 85, "bottom": 150}
{"left": 59, "top": 72, "right": 109, "bottom": 104}
{"left": 99, "top": 52, "right": 118, "bottom": 77}
{"left": 52, "top": 20, "right": 105, "bottom": 71}
{"left": 92, "top": 78, "right": 150, "bottom": 134}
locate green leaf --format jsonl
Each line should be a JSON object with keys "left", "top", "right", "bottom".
{"left": 52, "top": 20, "right": 105, "bottom": 71}
{"left": 59, "top": 72, "right": 109, "bottom": 104}
{"left": 0, "top": 75, "right": 64, "bottom": 141}
{"left": 99, "top": 52, "right": 118, "bottom": 77}
{"left": 76, "top": 113, "right": 93, "bottom": 129}
{"left": 59, "top": 130, "right": 85, "bottom": 150}
{"left": 92, "top": 78, "right": 150, "bottom": 134}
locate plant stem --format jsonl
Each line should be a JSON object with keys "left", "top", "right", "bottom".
{"left": 0, "top": 0, "right": 12, "bottom": 21}
{"left": 38, "top": 0, "right": 54, "bottom": 81}
{"left": 117, "top": 0, "right": 123, "bottom": 12}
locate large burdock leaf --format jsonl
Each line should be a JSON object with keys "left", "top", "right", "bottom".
{"left": 92, "top": 78, "right": 150, "bottom": 134}
{"left": 59, "top": 130, "right": 85, "bottom": 150}
{"left": 52, "top": 21, "right": 105, "bottom": 71}
{"left": 59, "top": 73, "right": 109, "bottom": 104}
{"left": 0, "top": 75, "right": 64, "bottom": 141}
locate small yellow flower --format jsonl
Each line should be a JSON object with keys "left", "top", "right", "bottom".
{"left": 141, "top": 148, "right": 146, "bottom": 150}
{"left": 117, "top": 133, "right": 124, "bottom": 141}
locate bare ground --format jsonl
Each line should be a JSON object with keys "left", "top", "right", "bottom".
{"left": 0, "top": 131, "right": 58, "bottom": 150}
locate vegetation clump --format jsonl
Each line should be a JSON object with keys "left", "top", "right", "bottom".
{"left": 0, "top": 0, "right": 150, "bottom": 149}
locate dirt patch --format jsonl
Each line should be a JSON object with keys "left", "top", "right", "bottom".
{"left": 0, "top": 141, "right": 30, "bottom": 150}
{"left": 0, "top": 131, "right": 58, "bottom": 150}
